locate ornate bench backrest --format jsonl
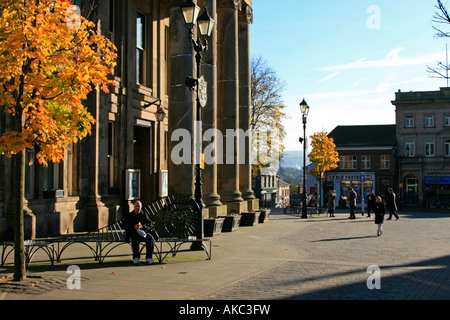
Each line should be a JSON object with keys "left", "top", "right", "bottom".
{"left": 143, "top": 195, "right": 200, "bottom": 240}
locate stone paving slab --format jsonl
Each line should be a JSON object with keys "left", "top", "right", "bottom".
{"left": 1, "top": 208, "right": 450, "bottom": 302}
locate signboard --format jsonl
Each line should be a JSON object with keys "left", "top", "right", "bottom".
{"left": 125, "top": 169, "right": 141, "bottom": 200}
{"left": 198, "top": 76, "right": 207, "bottom": 107}
{"left": 159, "top": 170, "right": 168, "bottom": 197}
{"left": 425, "top": 176, "right": 450, "bottom": 185}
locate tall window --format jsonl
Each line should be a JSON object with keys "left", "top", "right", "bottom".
{"left": 108, "top": 122, "right": 115, "bottom": 191}
{"left": 136, "top": 12, "right": 145, "bottom": 85}
{"left": 445, "top": 138, "right": 450, "bottom": 157}
{"left": 424, "top": 115, "right": 434, "bottom": 127}
{"left": 405, "top": 115, "right": 414, "bottom": 128}
{"left": 425, "top": 139, "right": 435, "bottom": 157}
{"left": 340, "top": 155, "right": 357, "bottom": 169}
{"left": 405, "top": 140, "right": 415, "bottom": 157}
{"left": 445, "top": 115, "right": 450, "bottom": 127}
{"left": 361, "top": 155, "right": 371, "bottom": 170}
{"left": 380, "top": 155, "right": 390, "bottom": 169}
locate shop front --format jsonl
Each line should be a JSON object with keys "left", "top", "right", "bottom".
{"left": 324, "top": 172, "right": 376, "bottom": 207}
{"left": 424, "top": 173, "right": 450, "bottom": 209}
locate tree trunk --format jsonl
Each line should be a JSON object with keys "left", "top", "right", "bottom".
{"left": 13, "top": 116, "right": 26, "bottom": 281}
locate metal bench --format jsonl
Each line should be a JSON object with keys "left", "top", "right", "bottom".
{"left": 1, "top": 195, "right": 211, "bottom": 267}
{"left": 1, "top": 240, "right": 55, "bottom": 269}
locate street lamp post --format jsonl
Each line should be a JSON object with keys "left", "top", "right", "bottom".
{"left": 180, "top": 0, "right": 215, "bottom": 243}
{"left": 155, "top": 107, "right": 166, "bottom": 199}
{"left": 299, "top": 99, "right": 310, "bottom": 219}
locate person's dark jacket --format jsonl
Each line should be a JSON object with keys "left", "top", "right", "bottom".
{"left": 124, "top": 210, "right": 153, "bottom": 243}
{"left": 373, "top": 202, "right": 386, "bottom": 224}
{"left": 386, "top": 192, "right": 397, "bottom": 211}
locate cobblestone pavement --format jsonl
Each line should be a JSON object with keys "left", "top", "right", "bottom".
{"left": 198, "top": 210, "right": 450, "bottom": 300}
{"left": 1, "top": 209, "right": 449, "bottom": 301}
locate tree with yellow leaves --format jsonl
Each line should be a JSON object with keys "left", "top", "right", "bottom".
{"left": 0, "top": 0, "right": 116, "bottom": 281}
{"left": 308, "top": 131, "right": 339, "bottom": 207}
{"left": 251, "top": 56, "right": 287, "bottom": 176}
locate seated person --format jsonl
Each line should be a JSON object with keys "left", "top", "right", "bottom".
{"left": 124, "top": 201, "right": 156, "bottom": 265}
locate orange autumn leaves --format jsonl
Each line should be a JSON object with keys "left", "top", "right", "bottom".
{"left": 308, "top": 131, "right": 339, "bottom": 179}
{"left": 0, "top": 0, "right": 116, "bottom": 165}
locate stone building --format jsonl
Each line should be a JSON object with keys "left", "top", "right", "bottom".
{"left": 326, "top": 125, "right": 398, "bottom": 207}
{"left": 392, "top": 88, "right": 450, "bottom": 208}
{"left": 0, "top": 0, "right": 257, "bottom": 239}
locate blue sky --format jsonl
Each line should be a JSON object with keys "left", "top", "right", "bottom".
{"left": 251, "top": 1, "right": 448, "bottom": 151}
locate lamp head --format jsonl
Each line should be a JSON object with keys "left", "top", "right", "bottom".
{"left": 300, "top": 98, "right": 310, "bottom": 116}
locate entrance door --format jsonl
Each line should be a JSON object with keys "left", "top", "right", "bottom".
{"left": 405, "top": 175, "right": 418, "bottom": 206}
{"left": 134, "top": 125, "right": 153, "bottom": 206}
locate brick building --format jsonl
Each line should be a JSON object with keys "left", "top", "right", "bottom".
{"left": 325, "top": 125, "right": 398, "bottom": 207}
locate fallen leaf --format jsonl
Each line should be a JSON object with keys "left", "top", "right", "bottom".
{"left": 109, "top": 272, "right": 119, "bottom": 275}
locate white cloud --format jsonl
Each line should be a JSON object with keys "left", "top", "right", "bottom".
{"left": 319, "top": 47, "right": 443, "bottom": 72}
{"left": 317, "top": 71, "right": 340, "bottom": 83}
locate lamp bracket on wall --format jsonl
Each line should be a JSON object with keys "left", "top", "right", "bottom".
{"left": 142, "top": 99, "right": 161, "bottom": 108}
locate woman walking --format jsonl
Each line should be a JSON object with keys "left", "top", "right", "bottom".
{"left": 327, "top": 190, "right": 336, "bottom": 217}
{"left": 374, "top": 196, "right": 386, "bottom": 236}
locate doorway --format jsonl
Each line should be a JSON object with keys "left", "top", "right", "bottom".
{"left": 134, "top": 124, "right": 153, "bottom": 206}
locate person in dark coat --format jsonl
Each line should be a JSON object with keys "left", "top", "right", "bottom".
{"left": 366, "top": 190, "right": 376, "bottom": 218}
{"left": 373, "top": 196, "right": 386, "bottom": 236}
{"left": 124, "top": 201, "right": 155, "bottom": 265}
{"left": 327, "top": 190, "right": 336, "bottom": 217}
{"left": 348, "top": 187, "right": 357, "bottom": 219}
{"left": 385, "top": 188, "right": 399, "bottom": 220}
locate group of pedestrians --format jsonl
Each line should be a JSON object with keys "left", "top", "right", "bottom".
{"left": 327, "top": 188, "right": 399, "bottom": 237}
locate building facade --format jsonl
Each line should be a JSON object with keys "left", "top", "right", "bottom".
{"left": 392, "top": 88, "right": 450, "bottom": 208}
{"left": 0, "top": 0, "right": 256, "bottom": 240}
{"left": 325, "top": 125, "right": 398, "bottom": 208}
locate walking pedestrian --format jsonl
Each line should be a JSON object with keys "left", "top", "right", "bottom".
{"left": 374, "top": 196, "right": 386, "bottom": 236}
{"left": 348, "top": 187, "right": 357, "bottom": 219}
{"left": 385, "top": 188, "right": 399, "bottom": 220}
{"left": 327, "top": 190, "right": 336, "bottom": 217}
{"left": 366, "top": 190, "right": 376, "bottom": 218}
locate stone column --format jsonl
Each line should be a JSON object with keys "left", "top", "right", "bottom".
{"left": 198, "top": 0, "right": 227, "bottom": 218}
{"left": 238, "top": 3, "right": 257, "bottom": 210}
{"left": 168, "top": 0, "right": 195, "bottom": 197}
{"left": 217, "top": 0, "right": 244, "bottom": 212}
{"left": 83, "top": 0, "right": 113, "bottom": 231}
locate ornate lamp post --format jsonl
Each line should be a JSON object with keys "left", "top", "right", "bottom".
{"left": 299, "top": 99, "right": 310, "bottom": 219}
{"left": 180, "top": 0, "right": 215, "bottom": 241}
{"left": 155, "top": 107, "right": 166, "bottom": 198}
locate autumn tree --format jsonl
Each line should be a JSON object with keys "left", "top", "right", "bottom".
{"left": 0, "top": 0, "right": 116, "bottom": 281}
{"left": 308, "top": 131, "right": 339, "bottom": 206}
{"left": 251, "top": 56, "right": 287, "bottom": 176}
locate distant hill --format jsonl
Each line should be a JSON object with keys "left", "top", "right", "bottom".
{"left": 277, "top": 150, "right": 310, "bottom": 184}
{"left": 280, "top": 150, "right": 310, "bottom": 169}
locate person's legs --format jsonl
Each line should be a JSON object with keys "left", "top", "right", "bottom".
{"left": 144, "top": 233, "right": 155, "bottom": 261}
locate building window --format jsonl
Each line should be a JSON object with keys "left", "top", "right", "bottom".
{"left": 380, "top": 155, "right": 390, "bottom": 170}
{"left": 405, "top": 115, "right": 414, "bottom": 128}
{"left": 136, "top": 11, "right": 145, "bottom": 85}
{"left": 361, "top": 155, "right": 371, "bottom": 170}
{"left": 424, "top": 115, "right": 434, "bottom": 127}
{"left": 340, "top": 155, "right": 357, "bottom": 169}
{"left": 425, "top": 139, "right": 435, "bottom": 157}
{"left": 445, "top": 139, "right": 450, "bottom": 157}
{"left": 445, "top": 115, "right": 450, "bottom": 127}
{"left": 108, "top": 122, "right": 115, "bottom": 191}
{"left": 405, "top": 140, "right": 415, "bottom": 157}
